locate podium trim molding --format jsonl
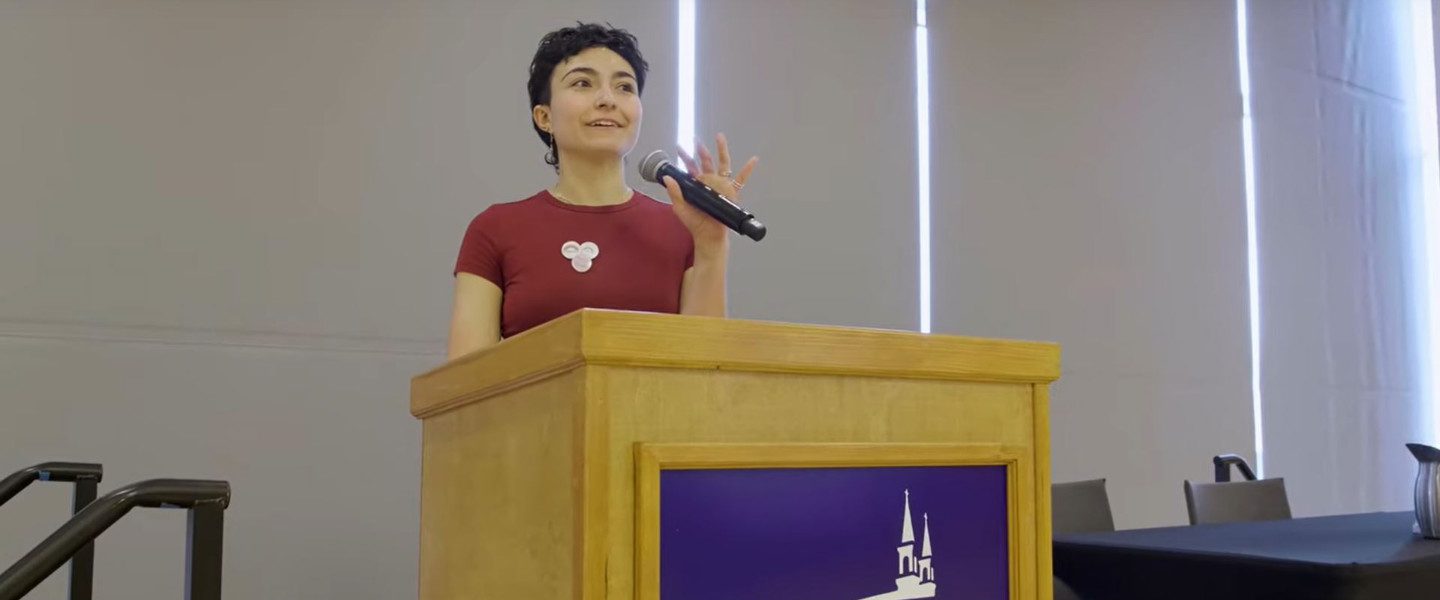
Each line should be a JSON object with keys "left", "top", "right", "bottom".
{"left": 413, "top": 309, "right": 1060, "bottom": 418}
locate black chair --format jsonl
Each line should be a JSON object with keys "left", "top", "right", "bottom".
{"left": 0, "top": 462, "right": 102, "bottom": 600}
{"left": 1212, "top": 453, "right": 1257, "bottom": 482}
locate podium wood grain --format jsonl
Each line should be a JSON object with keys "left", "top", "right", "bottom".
{"left": 411, "top": 309, "right": 1060, "bottom": 600}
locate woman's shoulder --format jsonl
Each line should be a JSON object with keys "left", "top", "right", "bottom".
{"left": 475, "top": 190, "right": 549, "bottom": 215}
{"left": 466, "top": 190, "right": 548, "bottom": 228}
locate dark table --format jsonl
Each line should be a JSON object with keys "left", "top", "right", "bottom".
{"left": 1053, "top": 511, "right": 1440, "bottom": 600}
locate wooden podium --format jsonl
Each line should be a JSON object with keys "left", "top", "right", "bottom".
{"left": 410, "top": 309, "right": 1059, "bottom": 600}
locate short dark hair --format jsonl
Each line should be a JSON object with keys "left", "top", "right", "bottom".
{"left": 527, "top": 23, "right": 649, "bottom": 168}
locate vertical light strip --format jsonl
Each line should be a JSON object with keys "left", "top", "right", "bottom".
{"left": 916, "top": 0, "right": 932, "bottom": 334}
{"left": 677, "top": 0, "right": 696, "bottom": 162}
{"left": 1237, "top": 0, "right": 1265, "bottom": 476}
{"left": 1411, "top": 0, "right": 1440, "bottom": 444}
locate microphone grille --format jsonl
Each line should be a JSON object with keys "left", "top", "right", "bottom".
{"left": 639, "top": 150, "right": 669, "bottom": 183}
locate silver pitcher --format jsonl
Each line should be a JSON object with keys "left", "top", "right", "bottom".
{"left": 1407, "top": 443, "right": 1440, "bottom": 539}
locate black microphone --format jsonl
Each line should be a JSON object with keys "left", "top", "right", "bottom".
{"left": 639, "top": 150, "right": 766, "bottom": 241}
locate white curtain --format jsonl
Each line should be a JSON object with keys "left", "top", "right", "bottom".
{"left": 1250, "top": 0, "right": 1432, "bottom": 516}
{"left": 930, "top": 0, "right": 1253, "bottom": 528}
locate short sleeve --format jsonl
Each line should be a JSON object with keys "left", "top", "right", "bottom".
{"left": 454, "top": 211, "right": 503, "bottom": 286}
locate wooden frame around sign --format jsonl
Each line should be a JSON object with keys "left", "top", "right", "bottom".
{"left": 634, "top": 442, "right": 1032, "bottom": 600}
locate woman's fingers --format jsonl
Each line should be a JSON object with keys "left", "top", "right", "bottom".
{"left": 662, "top": 176, "right": 686, "bottom": 206}
{"left": 715, "top": 133, "right": 732, "bottom": 176}
{"left": 678, "top": 147, "right": 702, "bottom": 174}
{"left": 734, "top": 156, "right": 759, "bottom": 186}
{"left": 695, "top": 137, "right": 716, "bottom": 174}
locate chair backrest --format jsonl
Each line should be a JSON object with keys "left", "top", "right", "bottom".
{"left": 1183, "top": 478, "right": 1292, "bottom": 525}
{"left": 1052, "top": 478, "right": 1115, "bottom": 535}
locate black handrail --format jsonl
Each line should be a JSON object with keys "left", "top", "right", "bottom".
{"left": 0, "top": 462, "right": 102, "bottom": 600}
{"left": 0, "top": 462, "right": 102, "bottom": 507}
{"left": 0, "top": 478, "right": 230, "bottom": 600}
{"left": 1213, "top": 453, "right": 1258, "bottom": 482}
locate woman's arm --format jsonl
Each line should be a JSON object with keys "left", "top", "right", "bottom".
{"left": 446, "top": 272, "right": 503, "bottom": 360}
{"left": 679, "top": 247, "right": 729, "bottom": 317}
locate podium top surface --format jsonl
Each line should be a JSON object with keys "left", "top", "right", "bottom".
{"left": 411, "top": 309, "right": 1058, "bottom": 418}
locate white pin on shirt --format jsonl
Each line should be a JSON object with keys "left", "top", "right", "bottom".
{"left": 561, "top": 241, "right": 600, "bottom": 273}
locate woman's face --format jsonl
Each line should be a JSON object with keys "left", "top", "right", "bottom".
{"left": 535, "top": 47, "right": 643, "bottom": 163}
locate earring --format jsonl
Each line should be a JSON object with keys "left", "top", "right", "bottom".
{"left": 544, "top": 133, "right": 558, "bottom": 168}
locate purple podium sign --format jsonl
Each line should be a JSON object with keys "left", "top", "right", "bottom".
{"left": 658, "top": 465, "right": 1010, "bottom": 600}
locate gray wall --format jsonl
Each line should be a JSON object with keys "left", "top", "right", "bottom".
{"left": 0, "top": 1, "right": 676, "bottom": 598}
{"left": 3, "top": 0, "right": 1418, "bottom": 597}
{"left": 0, "top": 0, "right": 919, "bottom": 597}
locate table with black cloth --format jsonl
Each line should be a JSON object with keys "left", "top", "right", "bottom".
{"left": 1053, "top": 511, "right": 1440, "bottom": 600}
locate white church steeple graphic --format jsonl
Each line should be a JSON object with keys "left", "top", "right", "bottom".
{"left": 859, "top": 490, "right": 937, "bottom": 600}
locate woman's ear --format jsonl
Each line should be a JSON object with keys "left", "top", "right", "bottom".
{"left": 533, "top": 105, "right": 551, "bottom": 133}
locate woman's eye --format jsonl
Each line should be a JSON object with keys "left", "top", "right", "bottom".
{"left": 572, "top": 79, "right": 591, "bottom": 87}
{"left": 619, "top": 83, "right": 635, "bottom": 93}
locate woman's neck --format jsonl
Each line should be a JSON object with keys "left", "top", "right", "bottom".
{"left": 551, "top": 153, "right": 631, "bottom": 206}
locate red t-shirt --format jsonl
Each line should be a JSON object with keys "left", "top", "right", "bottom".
{"left": 454, "top": 190, "right": 695, "bottom": 339}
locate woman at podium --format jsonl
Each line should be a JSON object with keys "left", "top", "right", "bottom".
{"left": 446, "top": 23, "right": 758, "bottom": 360}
